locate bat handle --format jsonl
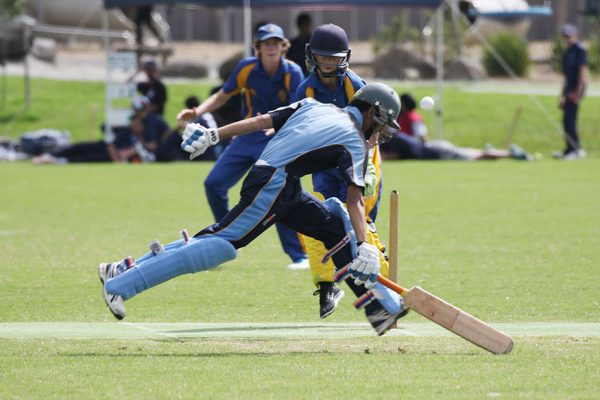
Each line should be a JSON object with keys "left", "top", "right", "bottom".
{"left": 376, "top": 275, "right": 406, "bottom": 296}
{"left": 335, "top": 265, "right": 406, "bottom": 296}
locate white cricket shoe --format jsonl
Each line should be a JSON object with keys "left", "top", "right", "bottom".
{"left": 98, "top": 262, "right": 126, "bottom": 320}
{"left": 287, "top": 258, "right": 310, "bottom": 270}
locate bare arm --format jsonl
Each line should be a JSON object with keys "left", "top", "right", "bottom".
{"left": 575, "top": 65, "right": 588, "bottom": 101}
{"left": 346, "top": 184, "right": 367, "bottom": 243}
{"left": 217, "top": 114, "right": 274, "bottom": 140}
{"left": 177, "top": 89, "right": 231, "bottom": 122}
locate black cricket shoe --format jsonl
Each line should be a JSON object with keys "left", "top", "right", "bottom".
{"left": 313, "top": 282, "right": 345, "bottom": 319}
{"left": 365, "top": 304, "right": 409, "bottom": 336}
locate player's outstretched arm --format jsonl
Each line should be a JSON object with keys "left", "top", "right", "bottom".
{"left": 181, "top": 114, "right": 274, "bottom": 159}
{"left": 218, "top": 114, "right": 274, "bottom": 140}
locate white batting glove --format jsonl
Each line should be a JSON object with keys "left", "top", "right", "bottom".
{"left": 349, "top": 242, "right": 380, "bottom": 289}
{"left": 181, "top": 123, "right": 220, "bottom": 160}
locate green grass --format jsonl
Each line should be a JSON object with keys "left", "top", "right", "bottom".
{"left": 1, "top": 337, "right": 598, "bottom": 400}
{"left": 1, "top": 160, "right": 599, "bottom": 398}
{"left": 2, "top": 77, "right": 600, "bottom": 155}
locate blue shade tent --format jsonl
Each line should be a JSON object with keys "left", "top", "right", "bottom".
{"left": 104, "top": 1, "right": 442, "bottom": 8}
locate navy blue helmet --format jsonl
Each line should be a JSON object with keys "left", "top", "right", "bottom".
{"left": 305, "top": 23, "right": 351, "bottom": 77}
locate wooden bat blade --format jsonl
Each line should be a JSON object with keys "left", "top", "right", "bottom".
{"left": 403, "top": 286, "right": 514, "bottom": 354}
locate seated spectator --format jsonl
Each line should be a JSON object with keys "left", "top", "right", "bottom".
{"left": 32, "top": 97, "right": 165, "bottom": 164}
{"left": 397, "top": 93, "right": 428, "bottom": 142}
{"left": 156, "top": 95, "right": 223, "bottom": 162}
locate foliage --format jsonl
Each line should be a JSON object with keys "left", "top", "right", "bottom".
{"left": 482, "top": 32, "right": 530, "bottom": 77}
{"left": 587, "top": 35, "right": 600, "bottom": 75}
{"left": 0, "top": 0, "right": 24, "bottom": 18}
{"left": 372, "top": 9, "right": 467, "bottom": 61}
{"left": 550, "top": 34, "right": 566, "bottom": 73}
{"left": 372, "top": 11, "right": 422, "bottom": 55}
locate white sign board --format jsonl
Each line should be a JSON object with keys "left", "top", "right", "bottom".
{"left": 105, "top": 51, "right": 137, "bottom": 132}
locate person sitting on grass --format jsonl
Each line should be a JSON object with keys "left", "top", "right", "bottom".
{"left": 32, "top": 97, "right": 165, "bottom": 164}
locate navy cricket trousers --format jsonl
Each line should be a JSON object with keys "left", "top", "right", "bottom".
{"left": 196, "top": 165, "right": 381, "bottom": 304}
{"left": 203, "top": 136, "right": 306, "bottom": 262}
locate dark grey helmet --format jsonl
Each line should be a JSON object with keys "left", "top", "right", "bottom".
{"left": 353, "top": 83, "right": 401, "bottom": 130}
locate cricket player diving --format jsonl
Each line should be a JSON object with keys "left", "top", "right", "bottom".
{"left": 98, "top": 82, "right": 409, "bottom": 335}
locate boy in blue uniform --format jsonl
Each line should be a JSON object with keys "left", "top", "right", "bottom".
{"left": 100, "top": 83, "right": 408, "bottom": 336}
{"left": 177, "top": 23, "right": 308, "bottom": 270}
{"left": 296, "top": 24, "right": 388, "bottom": 318}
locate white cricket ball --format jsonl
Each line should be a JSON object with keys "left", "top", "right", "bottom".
{"left": 419, "top": 96, "right": 435, "bottom": 111}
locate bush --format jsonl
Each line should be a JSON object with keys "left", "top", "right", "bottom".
{"left": 482, "top": 32, "right": 530, "bottom": 77}
{"left": 550, "top": 34, "right": 565, "bottom": 73}
{"left": 587, "top": 35, "right": 600, "bottom": 75}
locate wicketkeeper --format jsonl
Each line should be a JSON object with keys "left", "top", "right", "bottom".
{"left": 99, "top": 83, "right": 408, "bottom": 335}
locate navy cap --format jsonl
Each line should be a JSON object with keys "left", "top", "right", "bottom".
{"left": 309, "top": 24, "right": 349, "bottom": 57}
{"left": 561, "top": 24, "right": 577, "bottom": 37}
{"left": 142, "top": 60, "right": 158, "bottom": 70}
{"left": 256, "top": 23, "right": 285, "bottom": 42}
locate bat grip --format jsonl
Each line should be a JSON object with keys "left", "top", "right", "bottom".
{"left": 377, "top": 275, "right": 406, "bottom": 296}
{"left": 335, "top": 265, "right": 406, "bottom": 296}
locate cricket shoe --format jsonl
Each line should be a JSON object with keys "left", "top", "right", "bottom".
{"left": 98, "top": 258, "right": 132, "bottom": 320}
{"left": 365, "top": 304, "right": 409, "bottom": 336}
{"left": 509, "top": 144, "right": 532, "bottom": 161}
{"left": 287, "top": 258, "right": 309, "bottom": 270}
{"left": 313, "top": 282, "right": 345, "bottom": 319}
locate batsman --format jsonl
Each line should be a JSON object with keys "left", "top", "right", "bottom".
{"left": 99, "top": 83, "right": 408, "bottom": 335}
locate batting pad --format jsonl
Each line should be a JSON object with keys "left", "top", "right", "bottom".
{"left": 105, "top": 237, "right": 237, "bottom": 299}
{"left": 135, "top": 239, "right": 187, "bottom": 265}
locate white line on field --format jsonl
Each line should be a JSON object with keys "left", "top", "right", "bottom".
{"left": 0, "top": 322, "right": 599, "bottom": 340}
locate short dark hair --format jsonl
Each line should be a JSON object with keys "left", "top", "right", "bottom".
{"left": 185, "top": 95, "right": 200, "bottom": 109}
{"left": 400, "top": 93, "right": 416, "bottom": 111}
{"left": 349, "top": 99, "right": 372, "bottom": 113}
{"left": 296, "top": 13, "right": 311, "bottom": 28}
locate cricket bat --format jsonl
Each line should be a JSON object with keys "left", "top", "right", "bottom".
{"left": 336, "top": 266, "right": 514, "bottom": 354}
{"left": 381, "top": 273, "right": 513, "bottom": 354}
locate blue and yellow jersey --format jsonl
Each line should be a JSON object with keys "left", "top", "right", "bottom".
{"left": 296, "top": 68, "right": 365, "bottom": 108}
{"left": 222, "top": 57, "right": 304, "bottom": 142}
{"left": 296, "top": 69, "right": 382, "bottom": 222}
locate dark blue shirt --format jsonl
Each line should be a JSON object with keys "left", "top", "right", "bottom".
{"left": 563, "top": 42, "right": 587, "bottom": 93}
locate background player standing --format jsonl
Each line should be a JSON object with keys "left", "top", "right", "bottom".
{"left": 296, "top": 24, "right": 389, "bottom": 319}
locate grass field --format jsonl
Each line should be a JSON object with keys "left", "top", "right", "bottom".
{"left": 1, "top": 159, "right": 599, "bottom": 399}
{"left": 2, "top": 77, "right": 600, "bottom": 156}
